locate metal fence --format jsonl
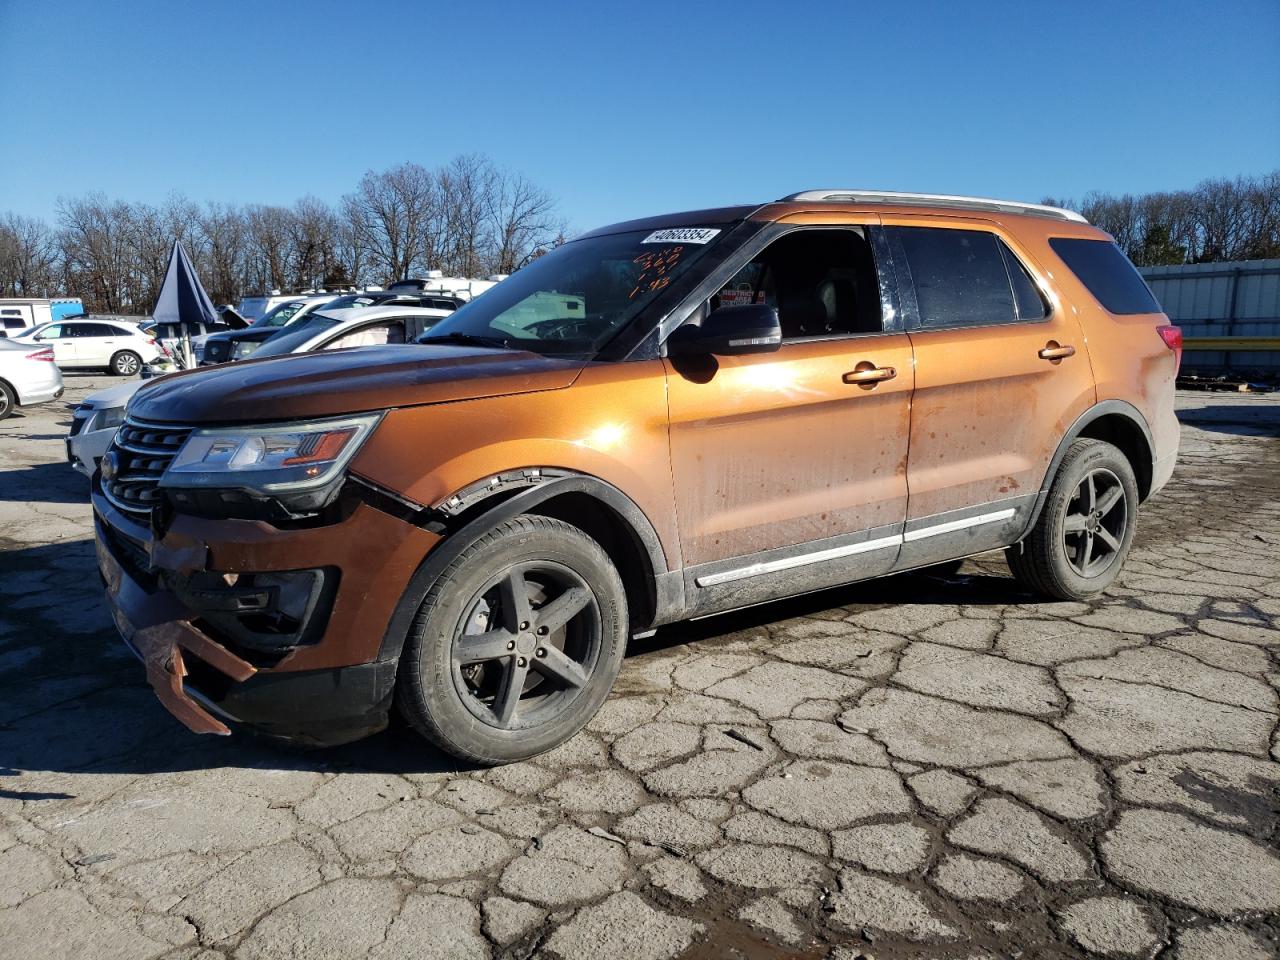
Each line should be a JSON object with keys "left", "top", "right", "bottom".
{"left": 1140, "top": 259, "right": 1280, "bottom": 376}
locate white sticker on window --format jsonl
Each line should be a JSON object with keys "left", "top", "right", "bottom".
{"left": 641, "top": 227, "right": 721, "bottom": 245}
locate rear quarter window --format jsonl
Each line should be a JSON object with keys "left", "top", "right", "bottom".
{"left": 1048, "top": 238, "right": 1161, "bottom": 315}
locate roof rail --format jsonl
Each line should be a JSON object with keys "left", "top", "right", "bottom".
{"left": 779, "top": 189, "right": 1088, "bottom": 224}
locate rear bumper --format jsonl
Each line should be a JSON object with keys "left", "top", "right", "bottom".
{"left": 18, "top": 381, "right": 63, "bottom": 406}
{"left": 93, "top": 488, "right": 439, "bottom": 746}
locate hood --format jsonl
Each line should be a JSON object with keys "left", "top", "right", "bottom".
{"left": 126, "top": 344, "right": 586, "bottom": 424}
{"left": 86, "top": 379, "right": 146, "bottom": 408}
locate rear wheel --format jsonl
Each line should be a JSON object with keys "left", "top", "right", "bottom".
{"left": 0, "top": 381, "right": 14, "bottom": 421}
{"left": 396, "top": 515, "right": 627, "bottom": 765}
{"left": 1007, "top": 439, "right": 1138, "bottom": 600}
{"left": 110, "top": 351, "right": 141, "bottom": 376}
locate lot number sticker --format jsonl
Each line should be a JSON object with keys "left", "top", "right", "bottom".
{"left": 641, "top": 227, "right": 721, "bottom": 245}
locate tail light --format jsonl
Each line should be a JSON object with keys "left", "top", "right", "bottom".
{"left": 1157, "top": 325, "right": 1182, "bottom": 370}
{"left": 26, "top": 347, "right": 55, "bottom": 362}
{"left": 146, "top": 337, "right": 158, "bottom": 346}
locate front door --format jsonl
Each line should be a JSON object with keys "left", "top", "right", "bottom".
{"left": 38, "top": 324, "right": 78, "bottom": 365}
{"left": 663, "top": 224, "right": 915, "bottom": 612}
{"left": 883, "top": 220, "right": 1097, "bottom": 567}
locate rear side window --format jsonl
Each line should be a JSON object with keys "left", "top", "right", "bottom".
{"left": 1048, "top": 238, "right": 1160, "bottom": 314}
{"left": 999, "top": 242, "right": 1048, "bottom": 321}
{"left": 891, "top": 227, "right": 1016, "bottom": 329}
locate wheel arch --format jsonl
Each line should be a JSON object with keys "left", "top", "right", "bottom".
{"left": 1021, "top": 400, "right": 1155, "bottom": 537}
{"left": 377, "top": 471, "right": 681, "bottom": 662}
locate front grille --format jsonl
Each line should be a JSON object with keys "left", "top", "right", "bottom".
{"left": 101, "top": 417, "right": 193, "bottom": 520}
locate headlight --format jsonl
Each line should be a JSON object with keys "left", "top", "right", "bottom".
{"left": 96, "top": 405, "right": 126, "bottom": 430}
{"left": 233, "top": 340, "right": 260, "bottom": 360}
{"left": 161, "top": 413, "right": 382, "bottom": 494}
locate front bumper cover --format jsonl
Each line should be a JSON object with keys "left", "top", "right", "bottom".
{"left": 94, "top": 486, "right": 439, "bottom": 746}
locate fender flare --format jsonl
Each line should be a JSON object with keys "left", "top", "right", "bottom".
{"left": 1020, "top": 399, "right": 1154, "bottom": 537}
{"left": 376, "top": 472, "right": 678, "bottom": 661}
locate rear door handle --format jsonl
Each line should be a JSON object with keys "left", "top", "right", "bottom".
{"left": 1038, "top": 341, "right": 1076, "bottom": 362}
{"left": 843, "top": 363, "right": 897, "bottom": 385}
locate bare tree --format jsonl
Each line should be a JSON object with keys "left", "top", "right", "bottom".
{"left": 0, "top": 213, "right": 59, "bottom": 296}
{"left": 486, "top": 170, "right": 563, "bottom": 275}
{"left": 343, "top": 162, "right": 436, "bottom": 283}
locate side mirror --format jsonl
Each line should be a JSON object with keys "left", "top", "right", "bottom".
{"left": 666, "top": 304, "right": 782, "bottom": 357}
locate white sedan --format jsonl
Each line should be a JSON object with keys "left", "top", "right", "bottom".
{"left": 66, "top": 305, "right": 450, "bottom": 476}
{"left": 12, "top": 319, "right": 167, "bottom": 376}
{"left": 0, "top": 339, "right": 64, "bottom": 420}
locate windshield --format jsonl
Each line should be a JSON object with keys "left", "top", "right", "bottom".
{"left": 419, "top": 228, "right": 722, "bottom": 355}
{"left": 255, "top": 300, "right": 307, "bottom": 328}
{"left": 251, "top": 315, "right": 340, "bottom": 358}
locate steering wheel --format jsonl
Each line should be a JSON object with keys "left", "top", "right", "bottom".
{"left": 526, "top": 317, "right": 593, "bottom": 340}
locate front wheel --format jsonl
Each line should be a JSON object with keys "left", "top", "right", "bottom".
{"left": 110, "top": 351, "right": 141, "bottom": 376}
{"left": 396, "top": 515, "right": 628, "bottom": 765}
{"left": 1006, "top": 439, "right": 1139, "bottom": 600}
{"left": 0, "top": 381, "right": 14, "bottom": 421}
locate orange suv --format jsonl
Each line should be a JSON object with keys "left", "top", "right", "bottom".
{"left": 94, "top": 190, "right": 1180, "bottom": 763}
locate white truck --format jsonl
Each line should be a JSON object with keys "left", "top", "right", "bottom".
{"left": 0, "top": 297, "right": 85, "bottom": 335}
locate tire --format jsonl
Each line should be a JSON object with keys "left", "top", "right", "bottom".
{"left": 110, "top": 351, "right": 141, "bottom": 376}
{"left": 0, "top": 381, "right": 14, "bottom": 421}
{"left": 396, "top": 514, "right": 628, "bottom": 765}
{"left": 1006, "top": 439, "right": 1139, "bottom": 600}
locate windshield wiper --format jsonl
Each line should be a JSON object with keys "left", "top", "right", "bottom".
{"left": 420, "top": 331, "right": 511, "bottom": 349}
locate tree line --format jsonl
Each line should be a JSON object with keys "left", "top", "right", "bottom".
{"left": 1043, "top": 169, "right": 1280, "bottom": 267}
{"left": 0, "top": 154, "right": 564, "bottom": 314}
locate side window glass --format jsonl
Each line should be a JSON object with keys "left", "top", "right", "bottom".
{"left": 326, "top": 322, "right": 400, "bottom": 350}
{"left": 892, "top": 227, "right": 1016, "bottom": 330}
{"left": 712, "top": 229, "right": 884, "bottom": 340}
{"left": 999, "top": 241, "right": 1048, "bottom": 321}
{"left": 41, "top": 325, "right": 63, "bottom": 338}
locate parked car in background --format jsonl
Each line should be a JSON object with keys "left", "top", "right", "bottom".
{"left": 246, "top": 304, "right": 452, "bottom": 359}
{"left": 10, "top": 319, "right": 165, "bottom": 375}
{"left": 387, "top": 273, "right": 502, "bottom": 302}
{"left": 0, "top": 338, "right": 63, "bottom": 420}
{"left": 66, "top": 378, "right": 137, "bottom": 474}
{"left": 199, "top": 294, "right": 336, "bottom": 365}
{"left": 237, "top": 293, "right": 319, "bottom": 322}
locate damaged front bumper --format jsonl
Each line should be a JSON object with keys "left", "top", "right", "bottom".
{"left": 93, "top": 488, "right": 439, "bottom": 747}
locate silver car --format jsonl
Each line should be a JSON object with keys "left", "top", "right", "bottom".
{"left": 0, "top": 338, "right": 64, "bottom": 420}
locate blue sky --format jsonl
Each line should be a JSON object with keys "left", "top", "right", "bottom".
{"left": 1, "top": 0, "right": 1277, "bottom": 233}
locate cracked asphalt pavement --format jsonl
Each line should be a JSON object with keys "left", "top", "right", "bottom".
{"left": 2, "top": 374, "right": 1278, "bottom": 960}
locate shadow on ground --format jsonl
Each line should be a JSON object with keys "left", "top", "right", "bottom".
{"left": 1, "top": 535, "right": 1034, "bottom": 794}
{"left": 0, "top": 460, "right": 88, "bottom": 504}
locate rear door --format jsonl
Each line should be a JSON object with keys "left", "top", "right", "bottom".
{"left": 663, "top": 220, "right": 916, "bottom": 611}
{"left": 70, "top": 322, "right": 119, "bottom": 366}
{"left": 884, "top": 219, "right": 1096, "bottom": 567}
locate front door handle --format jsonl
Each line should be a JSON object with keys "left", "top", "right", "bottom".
{"left": 1038, "top": 341, "right": 1076, "bottom": 362}
{"left": 843, "top": 362, "right": 897, "bottom": 385}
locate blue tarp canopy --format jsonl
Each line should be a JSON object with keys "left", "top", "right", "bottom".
{"left": 152, "top": 240, "right": 220, "bottom": 330}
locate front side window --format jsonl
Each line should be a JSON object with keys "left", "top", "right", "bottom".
{"left": 420, "top": 228, "right": 724, "bottom": 356}
{"left": 1049, "top": 237, "right": 1161, "bottom": 315}
{"left": 710, "top": 228, "right": 884, "bottom": 340}
{"left": 326, "top": 322, "right": 405, "bottom": 350}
